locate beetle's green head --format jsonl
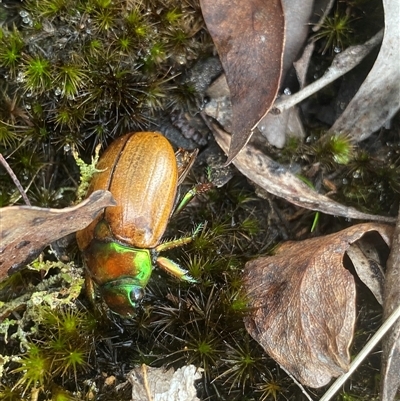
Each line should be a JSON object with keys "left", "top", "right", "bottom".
{"left": 100, "top": 278, "right": 146, "bottom": 317}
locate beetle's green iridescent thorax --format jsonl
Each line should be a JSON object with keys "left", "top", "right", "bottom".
{"left": 83, "top": 228, "right": 152, "bottom": 316}
{"left": 85, "top": 230, "right": 152, "bottom": 286}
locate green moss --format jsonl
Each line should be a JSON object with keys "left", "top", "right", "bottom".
{"left": 54, "top": 63, "right": 88, "bottom": 99}
{"left": 22, "top": 56, "right": 52, "bottom": 94}
{"left": 313, "top": 6, "right": 355, "bottom": 54}
{"left": 51, "top": 386, "right": 77, "bottom": 401}
{"left": 311, "top": 133, "right": 354, "bottom": 168}
{"left": 164, "top": 8, "right": 184, "bottom": 25}
{"left": 275, "top": 126, "right": 399, "bottom": 217}
{"left": 91, "top": 7, "right": 116, "bottom": 32}
{"left": 27, "top": 0, "right": 70, "bottom": 19}
{"left": 5, "top": 304, "right": 95, "bottom": 398}
{"left": 12, "top": 344, "right": 51, "bottom": 392}
{"left": 216, "top": 334, "right": 266, "bottom": 394}
{"left": 255, "top": 371, "right": 289, "bottom": 401}
{"left": 0, "top": 385, "right": 22, "bottom": 401}
{"left": 0, "top": 27, "right": 24, "bottom": 75}
{"left": 0, "top": 122, "right": 19, "bottom": 147}
{"left": 0, "top": 0, "right": 211, "bottom": 207}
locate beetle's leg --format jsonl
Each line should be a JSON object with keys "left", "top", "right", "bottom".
{"left": 155, "top": 224, "right": 203, "bottom": 282}
{"left": 173, "top": 183, "right": 213, "bottom": 215}
{"left": 154, "top": 224, "right": 202, "bottom": 282}
{"left": 175, "top": 148, "right": 198, "bottom": 185}
{"left": 85, "top": 272, "right": 97, "bottom": 306}
{"left": 156, "top": 256, "right": 197, "bottom": 283}
{"left": 155, "top": 224, "right": 203, "bottom": 253}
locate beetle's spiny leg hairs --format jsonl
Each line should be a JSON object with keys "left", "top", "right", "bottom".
{"left": 155, "top": 223, "right": 204, "bottom": 253}
{"left": 155, "top": 235, "right": 193, "bottom": 252}
{"left": 156, "top": 256, "right": 197, "bottom": 283}
{"left": 173, "top": 182, "right": 214, "bottom": 215}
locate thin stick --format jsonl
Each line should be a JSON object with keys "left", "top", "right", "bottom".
{"left": 279, "top": 364, "right": 314, "bottom": 401}
{"left": 320, "top": 302, "right": 400, "bottom": 401}
{"left": 312, "top": 0, "right": 336, "bottom": 32}
{"left": 272, "top": 30, "right": 384, "bottom": 114}
{"left": 0, "top": 153, "right": 31, "bottom": 206}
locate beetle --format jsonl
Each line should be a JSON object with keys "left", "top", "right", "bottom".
{"left": 76, "top": 132, "right": 205, "bottom": 317}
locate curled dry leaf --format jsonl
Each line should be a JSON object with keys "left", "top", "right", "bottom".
{"left": 211, "top": 123, "right": 396, "bottom": 224}
{"left": 200, "top": 0, "right": 284, "bottom": 163}
{"left": 243, "top": 223, "right": 393, "bottom": 388}
{"left": 381, "top": 207, "right": 400, "bottom": 400}
{"left": 346, "top": 230, "right": 392, "bottom": 305}
{"left": 0, "top": 190, "right": 116, "bottom": 281}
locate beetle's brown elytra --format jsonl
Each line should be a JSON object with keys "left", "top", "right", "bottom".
{"left": 77, "top": 132, "right": 178, "bottom": 251}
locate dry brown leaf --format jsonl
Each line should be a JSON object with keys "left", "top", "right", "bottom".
{"left": 125, "top": 364, "right": 202, "bottom": 401}
{"left": 256, "top": 0, "right": 316, "bottom": 148}
{"left": 346, "top": 230, "right": 392, "bottom": 305}
{"left": 381, "top": 207, "right": 400, "bottom": 401}
{"left": 243, "top": 223, "right": 393, "bottom": 388}
{"left": 200, "top": 0, "right": 284, "bottom": 163}
{"left": 0, "top": 190, "right": 115, "bottom": 281}
{"left": 211, "top": 123, "right": 395, "bottom": 224}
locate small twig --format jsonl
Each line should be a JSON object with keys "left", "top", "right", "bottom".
{"left": 0, "top": 153, "right": 31, "bottom": 206}
{"left": 279, "top": 365, "right": 314, "bottom": 401}
{"left": 312, "top": 0, "right": 336, "bottom": 32}
{"left": 142, "top": 364, "right": 153, "bottom": 401}
{"left": 272, "top": 29, "right": 384, "bottom": 114}
{"left": 320, "top": 301, "right": 400, "bottom": 401}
